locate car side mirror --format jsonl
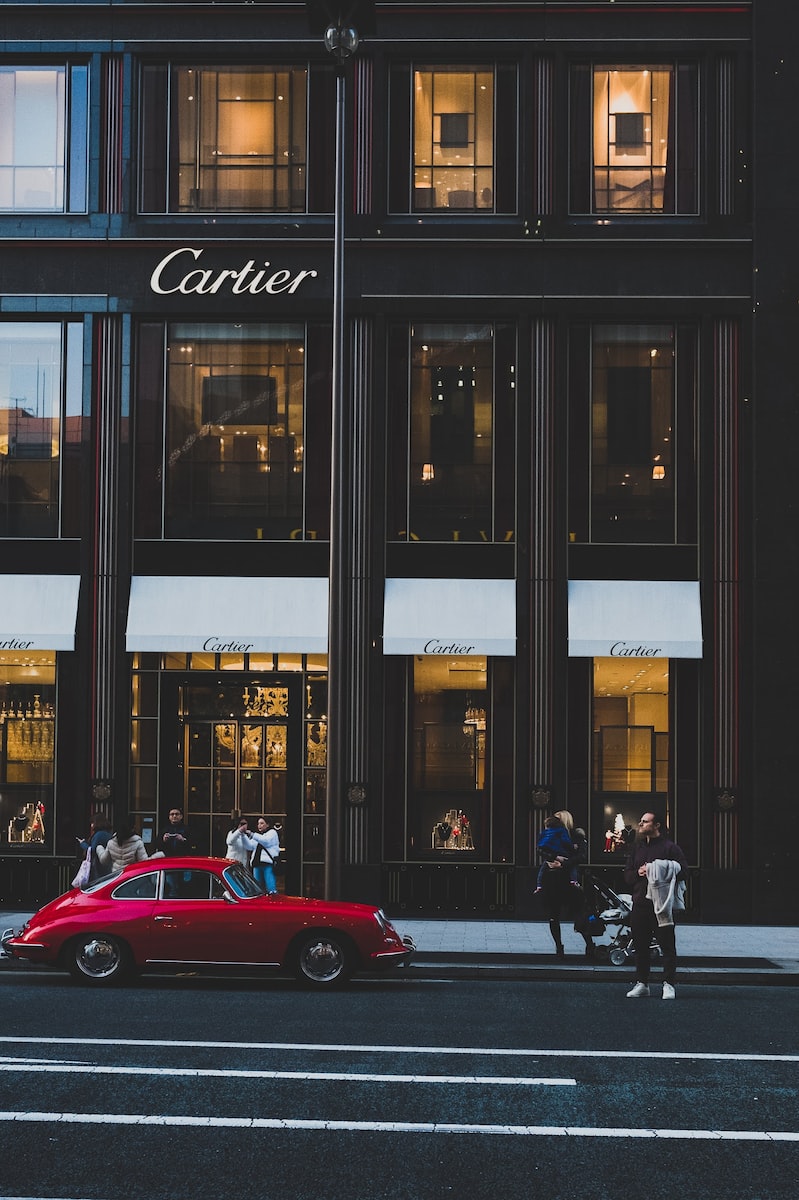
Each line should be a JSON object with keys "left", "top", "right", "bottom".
{"left": 222, "top": 889, "right": 236, "bottom": 904}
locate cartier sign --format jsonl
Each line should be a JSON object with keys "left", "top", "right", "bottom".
{"left": 150, "top": 247, "right": 318, "bottom": 297}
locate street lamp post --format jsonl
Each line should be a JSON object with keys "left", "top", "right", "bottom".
{"left": 306, "top": 2, "right": 374, "bottom": 898}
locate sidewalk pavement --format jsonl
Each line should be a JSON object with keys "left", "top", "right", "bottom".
{"left": 3, "top": 909, "right": 798, "bottom": 984}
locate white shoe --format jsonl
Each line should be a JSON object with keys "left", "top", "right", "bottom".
{"left": 626, "top": 982, "right": 650, "bottom": 998}
{"left": 662, "top": 982, "right": 676, "bottom": 1000}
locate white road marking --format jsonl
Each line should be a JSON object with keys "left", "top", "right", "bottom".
{"left": 0, "top": 1111, "right": 797, "bottom": 1140}
{"left": 0, "top": 1037, "right": 797, "bottom": 1064}
{"left": 0, "top": 1062, "right": 575, "bottom": 1086}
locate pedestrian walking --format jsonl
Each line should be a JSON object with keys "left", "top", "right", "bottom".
{"left": 537, "top": 809, "right": 594, "bottom": 958}
{"left": 624, "top": 811, "right": 688, "bottom": 999}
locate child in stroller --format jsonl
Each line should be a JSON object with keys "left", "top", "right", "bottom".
{"left": 581, "top": 872, "right": 663, "bottom": 966}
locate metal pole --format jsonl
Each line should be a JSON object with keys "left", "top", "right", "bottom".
{"left": 324, "top": 61, "right": 347, "bottom": 899}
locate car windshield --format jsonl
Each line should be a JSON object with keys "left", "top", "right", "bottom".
{"left": 81, "top": 871, "right": 118, "bottom": 893}
{"left": 223, "top": 863, "right": 266, "bottom": 898}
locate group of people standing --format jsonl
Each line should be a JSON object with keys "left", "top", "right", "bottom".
{"left": 76, "top": 807, "right": 282, "bottom": 895}
{"left": 535, "top": 807, "right": 687, "bottom": 999}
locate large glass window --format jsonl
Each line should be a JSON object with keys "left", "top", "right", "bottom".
{"left": 0, "top": 652, "right": 56, "bottom": 854}
{"left": 592, "top": 655, "right": 669, "bottom": 860}
{"left": 0, "top": 66, "right": 88, "bottom": 213}
{"left": 591, "top": 324, "right": 690, "bottom": 544}
{"left": 140, "top": 65, "right": 307, "bottom": 213}
{"left": 411, "top": 655, "right": 488, "bottom": 857}
{"left": 388, "top": 323, "right": 515, "bottom": 543}
{"left": 163, "top": 323, "right": 305, "bottom": 540}
{"left": 0, "top": 322, "right": 84, "bottom": 538}
{"left": 571, "top": 63, "right": 698, "bottom": 215}
{"left": 413, "top": 67, "right": 494, "bottom": 211}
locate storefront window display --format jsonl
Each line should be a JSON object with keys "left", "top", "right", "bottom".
{"left": 593, "top": 655, "right": 669, "bottom": 858}
{"left": 0, "top": 652, "right": 56, "bottom": 852}
{"left": 409, "top": 655, "right": 487, "bottom": 858}
{"left": 161, "top": 323, "right": 304, "bottom": 540}
{"left": 0, "top": 321, "right": 84, "bottom": 538}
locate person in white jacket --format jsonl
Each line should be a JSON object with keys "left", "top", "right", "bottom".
{"left": 225, "top": 815, "right": 252, "bottom": 866}
{"left": 240, "top": 817, "right": 281, "bottom": 894}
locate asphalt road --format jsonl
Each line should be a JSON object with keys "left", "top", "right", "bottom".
{"left": 0, "top": 969, "right": 797, "bottom": 1200}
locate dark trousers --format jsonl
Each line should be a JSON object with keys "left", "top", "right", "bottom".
{"left": 630, "top": 900, "right": 677, "bottom": 984}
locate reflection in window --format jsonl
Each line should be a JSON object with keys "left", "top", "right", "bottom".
{"left": 0, "top": 322, "right": 83, "bottom": 537}
{"left": 140, "top": 65, "right": 307, "bottom": 212}
{"left": 0, "top": 652, "right": 56, "bottom": 852}
{"left": 411, "top": 656, "right": 487, "bottom": 857}
{"left": 413, "top": 67, "right": 494, "bottom": 211}
{"left": 0, "top": 65, "right": 88, "bottom": 213}
{"left": 591, "top": 325, "right": 675, "bottom": 543}
{"left": 408, "top": 324, "right": 493, "bottom": 541}
{"left": 165, "top": 323, "right": 304, "bottom": 539}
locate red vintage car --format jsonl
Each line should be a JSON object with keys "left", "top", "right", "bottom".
{"left": 1, "top": 856, "right": 414, "bottom": 989}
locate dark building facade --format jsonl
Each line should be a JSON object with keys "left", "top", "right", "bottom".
{"left": 0, "top": 0, "right": 795, "bottom": 922}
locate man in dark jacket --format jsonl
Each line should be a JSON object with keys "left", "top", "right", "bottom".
{"left": 623, "top": 811, "right": 687, "bottom": 1000}
{"left": 159, "top": 807, "right": 193, "bottom": 856}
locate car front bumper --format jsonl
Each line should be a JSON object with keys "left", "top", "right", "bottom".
{"left": 369, "top": 934, "right": 415, "bottom": 969}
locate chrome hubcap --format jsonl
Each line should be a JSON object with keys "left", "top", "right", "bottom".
{"left": 300, "top": 939, "right": 344, "bottom": 982}
{"left": 77, "top": 938, "right": 120, "bottom": 977}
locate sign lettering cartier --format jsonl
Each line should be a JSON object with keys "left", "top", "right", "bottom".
{"left": 610, "top": 641, "right": 663, "bottom": 657}
{"left": 150, "top": 247, "right": 318, "bottom": 297}
{"left": 423, "top": 639, "right": 477, "bottom": 655}
{"left": 203, "top": 637, "right": 255, "bottom": 653}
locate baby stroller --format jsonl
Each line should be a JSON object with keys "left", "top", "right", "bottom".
{"left": 581, "top": 872, "right": 663, "bottom": 967}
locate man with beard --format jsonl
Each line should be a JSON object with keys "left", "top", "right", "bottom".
{"left": 623, "top": 811, "right": 687, "bottom": 1000}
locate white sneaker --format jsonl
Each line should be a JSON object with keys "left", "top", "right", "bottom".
{"left": 662, "top": 982, "right": 676, "bottom": 1000}
{"left": 626, "top": 982, "right": 650, "bottom": 998}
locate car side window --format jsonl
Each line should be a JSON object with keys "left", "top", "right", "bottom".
{"left": 112, "top": 873, "right": 158, "bottom": 900}
{"left": 161, "top": 869, "right": 216, "bottom": 900}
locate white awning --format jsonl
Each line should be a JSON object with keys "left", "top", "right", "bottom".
{"left": 0, "top": 574, "right": 81, "bottom": 652}
{"left": 383, "top": 578, "right": 516, "bottom": 656}
{"left": 126, "top": 576, "right": 328, "bottom": 653}
{"left": 568, "top": 580, "right": 703, "bottom": 658}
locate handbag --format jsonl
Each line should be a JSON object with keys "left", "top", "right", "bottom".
{"left": 72, "top": 847, "right": 92, "bottom": 889}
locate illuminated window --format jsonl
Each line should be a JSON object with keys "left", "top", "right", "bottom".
{"left": 140, "top": 65, "right": 307, "bottom": 213}
{"left": 571, "top": 64, "right": 698, "bottom": 215}
{"left": 412, "top": 68, "right": 495, "bottom": 211}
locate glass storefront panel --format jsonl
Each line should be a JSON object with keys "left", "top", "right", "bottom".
{"left": 413, "top": 67, "right": 495, "bottom": 211}
{"left": 0, "top": 652, "right": 56, "bottom": 852}
{"left": 130, "top": 655, "right": 328, "bottom": 897}
{"left": 593, "top": 655, "right": 669, "bottom": 861}
{"left": 409, "top": 655, "right": 488, "bottom": 859}
{"left": 165, "top": 323, "right": 304, "bottom": 540}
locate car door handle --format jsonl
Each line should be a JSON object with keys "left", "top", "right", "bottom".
{"left": 153, "top": 915, "right": 176, "bottom": 922}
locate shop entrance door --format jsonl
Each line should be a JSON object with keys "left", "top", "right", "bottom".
{"left": 175, "top": 677, "right": 302, "bottom": 890}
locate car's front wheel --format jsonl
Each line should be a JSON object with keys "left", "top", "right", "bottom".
{"left": 66, "top": 934, "right": 132, "bottom": 985}
{"left": 292, "top": 931, "right": 353, "bottom": 988}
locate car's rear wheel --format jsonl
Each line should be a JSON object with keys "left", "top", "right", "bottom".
{"left": 66, "top": 934, "right": 132, "bottom": 985}
{"left": 292, "top": 931, "right": 353, "bottom": 988}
